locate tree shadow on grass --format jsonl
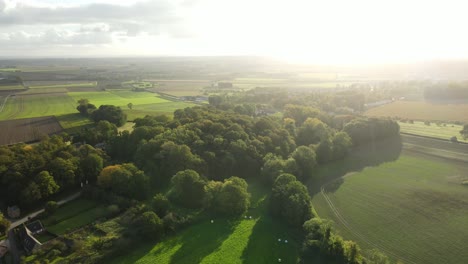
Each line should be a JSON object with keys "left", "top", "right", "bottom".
{"left": 241, "top": 214, "right": 300, "bottom": 264}
{"left": 169, "top": 218, "right": 240, "bottom": 264}
{"left": 308, "top": 136, "right": 403, "bottom": 195}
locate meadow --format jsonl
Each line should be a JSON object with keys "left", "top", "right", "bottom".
{"left": 398, "top": 121, "right": 467, "bottom": 142}
{"left": 365, "top": 101, "right": 468, "bottom": 123}
{"left": 312, "top": 153, "right": 468, "bottom": 264}
{"left": 108, "top": 181, "right": 304, "bottom": 264}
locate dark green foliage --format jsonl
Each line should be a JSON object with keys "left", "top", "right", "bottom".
{"left": 171, "top": 170, "right": 206, "bottom": 208}
{"left": 343, "top": 118, "right": 399, "bottom": 146}
{"left": 205, "top": 176, "right": 251, "bottom": 215}
{"left": 297, "top": 118, "right": 330, "bottom": 146}
{"left": 97, "top": 163, "right": 149, "bottom": 200}
{"left": 80, "top": 153, "right": 103, "bottom": 182}
{"left": 291, "top": 146, "right": 317, "bottom": 181}
{"left": 76, "top": 98, "right": 96, "bottom": 116}
{"left": 45, "top": 201, "right": 58, "bottom": 215}
{"left": 270, "top": 173, "right": 313, "bottom": 227}
{"left": 91, "top": 105, "right": 127, "bottom": 127}
{"left": 302, "top": 218, "right": 364, "bottom": 264}
{"left": 460, "top": 124, "right": 468, "bottom": 139}
{"left": 135, "top": 211, "right": 164, "bottom": 240}
{"left": 0, "top": 212, "right": 10, "bottom": 234}
{"left": 151, "top": 193, "right": 170, "bottom": 216}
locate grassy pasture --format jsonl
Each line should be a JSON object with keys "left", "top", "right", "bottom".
{"left": 42, "top": 199, "right": 106, "bottom": 235}
{"left": 312, "top": 153, "right": 468, "bottom": 264}
{"left": 399, "top": 121, "right": 467, "bottom": 143}
{"left": 365, "top": 101, "right": 468, "bottom": 123}
{"left": 108, "top": 181, "right": 302, "bottom": 264}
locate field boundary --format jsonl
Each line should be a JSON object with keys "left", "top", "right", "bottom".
{"left": 0, "top": 94, "right": 12, "bottom": 112}
{"left": 400, "top": 132, "right": 468, "bottom": 145}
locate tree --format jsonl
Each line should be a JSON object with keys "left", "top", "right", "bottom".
{"left": 296, "top": 118, "right": 330, "bottom": 146}
{"left": 91, "top": 105, "right": 127, "bottom": 127}
{"left": 127, "top": 102, "right": 133, "bottom": 110}
{"left": 20, "top": 182, "right": 42, "bottom": 205}
{"left": 76, "top": 98, "right": 96, "bottom": 116}
{"left": 270, "top": 173, "right": 313, "bottom": 227}
{"left": 152, "top": 194, "right": 170, "bottom": 216}
{"left": 205, "top": 177, "right": 250, "bottom": 216}
{"left": 80, "top": 153, "right": 103, "bottom": 182}
{"left": 45, "top": 201, "right": 58, "bottom": 215}
{"left": 36, "top": 171, "right": 60, "bottom": 198}
{"left": 291, "top": 146, "right": 317, "bottom": 181}
{"left": 331, "top": 132, "right": 352, "bottom": 160}
{"left": 136, "top": 211, "right": 164, "bottom": 239}
{"left": 171, "top": 170, "right": 206, "bottom": 208}
{"left": 97, "top": 163, "right": 149, "bottom": 199}
{"left": 460, "top": 124, "right": 468, "bottom": 140}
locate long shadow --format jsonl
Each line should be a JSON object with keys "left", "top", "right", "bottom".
{"left": 308, "top": 136, "right": 403, "bottom": 195}
{"left": 169, "top": 218, "right": 239, "bottom": 264}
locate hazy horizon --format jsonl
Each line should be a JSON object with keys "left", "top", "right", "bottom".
{"left": 2, "top": 0, "right": 468, "bottom": 64}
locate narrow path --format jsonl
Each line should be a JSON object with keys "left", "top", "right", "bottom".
{"left": 8, "top": 191, "right": 81, "bottom": 230}
{"left": 0, "top": 94, "right": 12, "bottom": 112}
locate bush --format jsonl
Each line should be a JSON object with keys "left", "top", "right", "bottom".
{"left": 45, "top": 201, "right": 58, "bottom": 215}
{"left": 151, "top": 194, "right": 170, "bottom": 216}
{"left": 462, "top": 181, "right": 468, "bottom": 186}
{"left": 107, "top": 205, "right": 120, "bottom": 216}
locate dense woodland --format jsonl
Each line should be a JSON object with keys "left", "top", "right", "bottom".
{"left": 0, "top": 90, "right": 401, "bottom": 263}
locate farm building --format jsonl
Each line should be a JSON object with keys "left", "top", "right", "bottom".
{"left": 19, "top": 221, "right": 46, "bottom": 253}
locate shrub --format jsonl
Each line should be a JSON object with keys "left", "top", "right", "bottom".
{"left": 45, "top": 201, "right": 58, "bottom": 215}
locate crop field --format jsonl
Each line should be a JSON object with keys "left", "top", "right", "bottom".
{"left": 108, "top": 182, "right": 303, "bottom": 264}
{"left": 365, "top": 101, "right": 468, "bottom": 123}
{"left": 399, "top": 121, "right": 467, "bottom": 143}
{"left": 312, "top": 152, "right": 468, "bottom": 264}
{"left": 0, "top": 94, "right": 77, "bottom": 120}
{"left": 0, "top": 84, "right": 24, "bottom": 90}
{"left": 42, "top": 199, "right": 107, "bottom": 235}
{"left": 0, "top": 91, "right": 195, "bottom": 125}
{"left": 0, "top": 116, "right": 63, "bottom": 145}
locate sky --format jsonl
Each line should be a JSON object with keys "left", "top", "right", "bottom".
{"left": 1, "top": 0, "right": 468, "bottom": 64}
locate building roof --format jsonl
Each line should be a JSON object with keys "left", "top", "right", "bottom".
{"left": 25, "top": 220, "right": 44, "bottom": 234}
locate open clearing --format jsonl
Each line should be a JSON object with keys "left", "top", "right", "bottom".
{"left": 0, "top": 116, "right": 63, "bottom": 145}
{"left": 42, "top": 199, "right": 107, "bottom": 235}
{"left": 399, "top": 121, "right": 467, "bottom": 143}
{"left": 365, "top": 101, "right": 468, "bottom": 123}
{"left": 312, "top": 151, "right": 468, "bottom": 264}
{"left": 108, "top": 181, "right": 304, "bottom": 264}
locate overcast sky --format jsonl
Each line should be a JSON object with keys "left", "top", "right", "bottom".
{"left": 1, "top": 0, "right": 468, "bottom": 64}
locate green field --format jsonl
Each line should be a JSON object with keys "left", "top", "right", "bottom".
{"left": 312, "top": 153, "right": 468, "bottom": 264}
{"left": 399, "top": 121, "right": 467, "bottom": 143}
{"left": 0, "top": 84, "right": 24, "bottom": 90}
{"left": 0, "top": 91, "right": 195, "bottom": 124}
{"left": 108, "top": 181, "right": 301, "bottom": 264}
{"left": 42, "top": 199, "right": 107, "bottom": 235}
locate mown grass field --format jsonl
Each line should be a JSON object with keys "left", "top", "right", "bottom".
{"left": 312, "top": 153, "right": 468, "bottom": 264}
{"left": 42, "top": 199, "right": 107, "bottom": 235}
{"left": 365, "top": 101, "right": 468, "bottom": 123}
{"left": 399, "top": 121, "right": 467, "bottom": 143}
{"left": 108, "top": 181, "right": 302, "bottom": 264}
